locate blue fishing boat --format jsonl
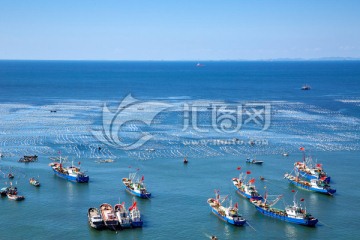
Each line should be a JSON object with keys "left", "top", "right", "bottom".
{"left": 207, "top": 191, "right": 246, "bottom": 226}
{"left": 284, "top": 173, "right": 336, "bottom": 195}
{"left": 128, "top": 199, "right": 143, "bottom": 228}
{"left": 296, "top": 148, "right": 331, "bottom": 183}
{"left": 250, "top": 193, "right": 318, "bottom": 227}
{"left": 49, "top": 161, "right": 89, "bottom": 183}
{"left": 232, "top": 173, "right": 263, "bottom": 200}
{"left": 246, "top": 158, "right": 263, "bottom": 165}
{"left": 122, "top": 173, "right": 151, "bottom": 199}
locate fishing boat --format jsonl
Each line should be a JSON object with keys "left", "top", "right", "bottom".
{"left": 246, "top": 158, "right": 264, "bottom": 165}
{"left": 49, "top": 161, "right": 89, "bottom": 183}
{"left": 1, "top": 186, "right": 17, "bottom": 196}
{"left": 128, "top": 199, "right": 143, "bottom": 227}
{"left": 100, "top": 203, "right": 119, "bottom": 230}
{"left": 207, "top": 192, "right": 246, "bottom": 226}
{"left": 294, "top": 161, "right": 330, "bottom": 184}
{"left": 232, "top": 173, "right": 263, "bottom": 200}
{"left": 114, "top": 203, "right": 132, "bottom": 228}
{"left": 122, "top": 173, "right": 151, "bottom": 199}
{"left": 7, "top": 193, "right": 25, "bottom": 201}
{"left": 250, "top": 192, "right": 318, "bottom": 226}
{"left": 88, "top": 208, "right": 105, "bottom": 230}
{"left": 295, "top": 148, "right": 331, "bottom": 183}
{"left": 29, "top": 178, "right": 40, "bottom": 187}
{"left": 284, "top": 173, "right": 336, "bottom": 195}
{"left": 18, "top": 155, "right": 38, "bottom": 163}
{"left": 301, "top": 85, "right": 311, "bottom": 90}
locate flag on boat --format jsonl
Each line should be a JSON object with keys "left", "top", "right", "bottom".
{"left": 300, "top": 198, "right": 305, "bottom": 201}
{"left": 78, "top": 161, "right": 81, "bottom": 165}
{"left": 292, "top": 190, "right": 295, "bottom": 192}
{"left": 129, "top": 201, "right": 137, "bottom": 211}
{"left": 316, "top": 163, "right": 322, "bottom": 168}
{"left": 234, "top": 202, "right": 238, "bottom": 209}
{"left": 246, "top": 171, "right": 251, "bottom": 174}
{"left": 237, "top": 166, "right": 241, "bottom": 170}
{"left": 141, "top": 175, "right": 144, "bottom": 182}
{"left": 249, "top": 178, "right": 255, "bottom": 184}
{"left": 299, "top": 147, "right": 305, "bottom": 151}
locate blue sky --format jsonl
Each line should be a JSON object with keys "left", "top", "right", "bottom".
{"left": 0, "top": 0, "right": 359, "bottom": 60}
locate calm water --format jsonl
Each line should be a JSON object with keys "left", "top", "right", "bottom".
{"left": 0, "top": 61, "right": 360, "bottom": 239}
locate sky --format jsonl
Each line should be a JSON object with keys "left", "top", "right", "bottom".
{"left": 0, "top": 0, "right": 360, "bottom": 60}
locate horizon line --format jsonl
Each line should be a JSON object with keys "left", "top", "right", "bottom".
{"left": 1, "top": 57, "right": 360, "bottom": 62}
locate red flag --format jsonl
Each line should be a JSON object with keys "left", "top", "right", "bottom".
{"left": 234, "top": 202, "right": 238, "bottom": 209}
{"left": 249, "top": 178, "right": 255, "bottom": 184}
{"left": 299, "top": 147, "right": 305, "bottom": 151}
{"left": 292, "top": 190, "right": 295, "bottom": 192}
{"left": 300, "top": 198, "right": 305, "bottom": 201}
{"left": 141, "top": 175, "right": 144, "bottom": 181}
{"left": 316, "top": 163, "right": 322, "bottom": 168}
{"left": 246, "top": 171, "right": 251, "bottom": 174}
{"left": 128, "top": 201, "right": 137, "bottom": 211}
{"left": 237, "top": 166, "right": 241, "bottom": 170}
{"left": 78, "top": 161, "right": 81, "bottom": 165}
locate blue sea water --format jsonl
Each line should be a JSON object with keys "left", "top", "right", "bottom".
{"left": 0, "top": 61, "right": 360, "bottom": 239}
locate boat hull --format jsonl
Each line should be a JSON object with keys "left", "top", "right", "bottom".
{"left": 131, "top": 221, "right": 143, "bottom": 228}
{"left": 52, "top": 168, "right": 89, "bottom": 183}
{"left": 125, "top": 186, "right": 151, "bottom": 199}
{"left": 210, "top": 207, "right": 246, "bottom": 226}
{"left": 254, "top": 206, "right": 318, "bottom": 226}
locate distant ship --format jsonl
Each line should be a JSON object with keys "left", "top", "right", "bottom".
{"left": 301, "top": 84, "right": 311, "bottom": 90}
{"left": 196, "top": 63, "right": 205, "bottom": 67}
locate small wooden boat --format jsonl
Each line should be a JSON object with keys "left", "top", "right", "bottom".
{"left": 128, "top": 199, "right": 143, "bottom": 228}
{"left": 114, "top": 203, "right": 132, "bottom": 228}
{"left": 207, "top": 192, "right": 246, "bottom": 226}
{"left": 246, "top": 158, "right": 263, "bottom": 165}
{"left": 100, "top": 203, "right": 119, "bottom": 230}
{"left": 7, "top": 193, "right": 25, "bottom": 201}
{"left": 8, "top": 173, "right": 14, "bottom": 179}
{"left": 88, "top": 208, "right": 105, "bottom": 230}
{"left": 29, "top": 178, "right": 40, "bottom": 187}
{"left": 183, "top": 158, "right": 188, "bottom": 164}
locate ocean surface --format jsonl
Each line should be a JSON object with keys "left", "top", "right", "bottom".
{"left": 0, "top": 61, "right": 359, "bottom": 239}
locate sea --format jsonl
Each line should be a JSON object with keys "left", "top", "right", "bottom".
{"left": 0, "top": 60, "right": 359, "bottom": 240}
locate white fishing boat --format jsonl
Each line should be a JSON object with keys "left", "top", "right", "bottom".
{"left": 114, "top": 203, "right": 132, "bottom": 228}
{"left": 88, "top": 207, "right": 105, "bottom": 230}
{"left": 122, "top": 173, "right": 151, "bottom": 199}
